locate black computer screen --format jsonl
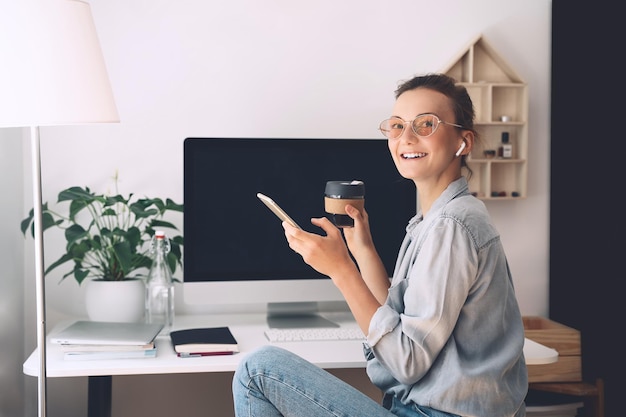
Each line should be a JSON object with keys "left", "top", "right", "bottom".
{"left": 183, "top": 137, "right": 416, "bottom": 283}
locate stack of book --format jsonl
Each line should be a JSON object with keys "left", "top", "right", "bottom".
{"left": 50, "top": 320, "right": 164, "bottom": 361}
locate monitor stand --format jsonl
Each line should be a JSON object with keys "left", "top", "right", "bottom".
{"left": 266, "top": 302, "right": 339, "bottom": 329}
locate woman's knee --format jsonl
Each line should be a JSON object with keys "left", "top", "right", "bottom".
{"left": 235, "top": 346, "right": 289, "bottom": 381}
{"left": 233, "top": 345, "right": 291, "bottom": 398}
{"left": 239, "top": 345, "right": 294, "bottom": 375}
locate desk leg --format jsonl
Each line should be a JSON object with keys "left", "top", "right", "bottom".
{"left": 88, "top": 376, "right": 112, "bottom": 417}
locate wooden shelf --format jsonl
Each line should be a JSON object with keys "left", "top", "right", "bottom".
{"left": 441, "top": 35, "right": 528, "bottom": 200}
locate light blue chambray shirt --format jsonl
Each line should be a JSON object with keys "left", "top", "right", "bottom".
{"left": 364, "top": 177, "right": 528, "bottom": 417}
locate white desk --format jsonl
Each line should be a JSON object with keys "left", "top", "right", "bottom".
{"left": 24, "top": 313, "right": 558, "bottom": 417}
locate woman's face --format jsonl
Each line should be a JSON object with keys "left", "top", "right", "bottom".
{"left": 387, "top": 88, "right": 466, "bottom": 187}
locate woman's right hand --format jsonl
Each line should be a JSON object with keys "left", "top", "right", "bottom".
{"left": 341, "top": 204, "right": 391, "bottom": 303}
{"left": 342, "top": 204, "right": 375, "bottom": 259}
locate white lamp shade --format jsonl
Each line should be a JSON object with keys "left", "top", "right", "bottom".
{"left": 0, "top": 0, "right": 119, "bottom": 127}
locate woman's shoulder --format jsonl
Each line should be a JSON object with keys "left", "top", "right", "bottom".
{"left": 439, "top": 195, "right": 499, "bottom": 244}
{"left": 441, "top": 192, "right": 489, "bottom": 218}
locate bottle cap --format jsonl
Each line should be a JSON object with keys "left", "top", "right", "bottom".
{"left": 155, "top": 230, "right": 165, "bottom": 239}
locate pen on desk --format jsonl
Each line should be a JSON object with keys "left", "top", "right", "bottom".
{"left": 177, "top": 351, "right": 236, "bottom": 358}
{"left": 178, "top": 353, "right": 203, "bottom": 358}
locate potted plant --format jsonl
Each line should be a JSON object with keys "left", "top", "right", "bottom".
{"left": 21, "top": 177, "right": 183, "bottom": 322}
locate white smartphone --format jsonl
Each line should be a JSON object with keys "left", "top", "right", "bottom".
{"left": 256, "top": 192, "right": 302, "bottom": 229}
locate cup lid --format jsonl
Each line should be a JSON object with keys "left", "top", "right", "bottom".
{"left": 325, "top": 180, "right": 365, "bottom": 198}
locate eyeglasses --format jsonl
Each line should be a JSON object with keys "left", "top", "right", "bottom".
{"left": 378, "top": 114, "right": 465, "bottom": 140}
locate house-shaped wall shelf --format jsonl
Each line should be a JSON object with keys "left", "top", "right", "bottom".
{"left": 441, "top": 34, "right": 528, "bottom": 199}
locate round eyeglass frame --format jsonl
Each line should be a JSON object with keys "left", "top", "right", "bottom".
{"left": 378, "top": 114, "right": 465, "bottom": 139}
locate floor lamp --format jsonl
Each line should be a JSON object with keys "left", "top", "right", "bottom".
{"left": 0, "top": 1, "right": 119, "bottom": 416}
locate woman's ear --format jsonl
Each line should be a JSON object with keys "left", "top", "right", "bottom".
{"left": 458, "top": 132, "right": 474, "bottom": 157}
{"left": 455, "top": 141, "right": 466, "bottom": 157}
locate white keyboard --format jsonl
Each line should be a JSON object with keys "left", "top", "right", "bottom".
{"left": 264, "top": 327, "right": 365, "bottom": 342}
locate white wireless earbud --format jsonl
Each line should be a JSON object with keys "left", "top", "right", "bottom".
{"left": 455, "top": 141, "right": 466, "bottom": 157}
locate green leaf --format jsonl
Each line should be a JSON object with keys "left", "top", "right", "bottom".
{"left": 65, "top": 224, "right": 88, "bottom": 245}
{"left": 113, "top": 227, "right": 142, "bottom": 252}
{"left": 20, "top": 209, "right": 34, "bottom": 236}
{"left": 166, "top": 252, "right": 180, "bottom": 274}
{"left": 44, "top": 253, "right": 75, "bottom": 275}
{"left": 58, "top": 186, "right": 93, "bottom": 202}
{"left": 170, "top": 235, "right": 184, "bottom": 245}
{"left": 134, "top": 253, "right": 153, "bottom": 271}
{"left": 74, "top": 268, "right": 90, "bottom": 285}
{"left": 101, "top": 207, "right": 118, "bottom": 217}
{"left": 67, "top": 240, "right": 92, "bottom": 260}
{"left": 165, "top": 198, "right": 184, "bottom": 212}
{"left": 100, "top": 227, "right": 112, "bottom": 239}
{"left": 20, "top": 204, "right": 57, "bottom": 237}
{"left": 150, "top": 219, "right": 179, "bottom": 231}
{"left": 112, "top": 240, "right": 133, "bottom": 275}
{"left": 104, "top": 194, "right": 129, "bottom": 207}
{"left": 129, "top": 202, "right": 159, "bottom": 219}
{"left": 91, "top": 235, "right": 102, "bottom": 251}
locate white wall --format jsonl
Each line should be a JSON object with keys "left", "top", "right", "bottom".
{"left": 13, "top": 1, "right": 551, "bottom": 416}
{"left": 0, "top": 129, "right": 25, "bottom": 417}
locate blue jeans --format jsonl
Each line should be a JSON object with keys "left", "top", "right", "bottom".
{"left": 232, "top": 345, "right": 459, "bottom": 417}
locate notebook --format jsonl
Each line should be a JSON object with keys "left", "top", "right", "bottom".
{"left": 170, "top": 327, "right": 239, "bottom": 356}
{"left": 50, "top": 320, "right": 164, "bottom": 346}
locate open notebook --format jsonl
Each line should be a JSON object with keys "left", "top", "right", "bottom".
{"left": 50, "top": 321, "right": 164, "bottom": 346}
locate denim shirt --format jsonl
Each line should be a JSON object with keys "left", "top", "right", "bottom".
{"left": 364, "top": 177, "right": 528, "bottom": 417}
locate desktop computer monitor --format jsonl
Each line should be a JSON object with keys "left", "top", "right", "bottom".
{"left": 183, "top": 137, "right": 416, "bottom": 327}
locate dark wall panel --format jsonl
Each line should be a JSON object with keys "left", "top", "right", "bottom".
{"left": 550, "top": 3, "right": 623, "bottom": 416}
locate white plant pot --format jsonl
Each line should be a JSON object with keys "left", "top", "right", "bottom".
{"left": 85, "top": 278, "right": 146, "bottom": 323}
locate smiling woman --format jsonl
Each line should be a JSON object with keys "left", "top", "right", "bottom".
{"left": 232, "top": 73, "right": 527, "bottom": 417}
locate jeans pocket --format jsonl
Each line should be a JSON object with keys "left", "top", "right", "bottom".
{"left": 388, "top": 396, "right": 459, "bottom": 417}
{"left": 414, "top": 404, "right": 460, "bottom": 417}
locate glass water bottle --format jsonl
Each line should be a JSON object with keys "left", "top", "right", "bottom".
{"left": 145, "top": 230, "right": 175, "bottom": 335}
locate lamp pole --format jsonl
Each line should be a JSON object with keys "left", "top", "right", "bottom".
{"left": 30, "top": 126, "right": 48, "bottom": 415}
{"left": 0, "top": 2, "right": 119, "bottom": 416}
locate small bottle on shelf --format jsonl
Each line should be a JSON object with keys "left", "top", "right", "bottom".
{"left": 145, "top": 230, "right": 175, "bottom": 335}
{"left": 499, "top": 132, "right": 513, "bottom": 159}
